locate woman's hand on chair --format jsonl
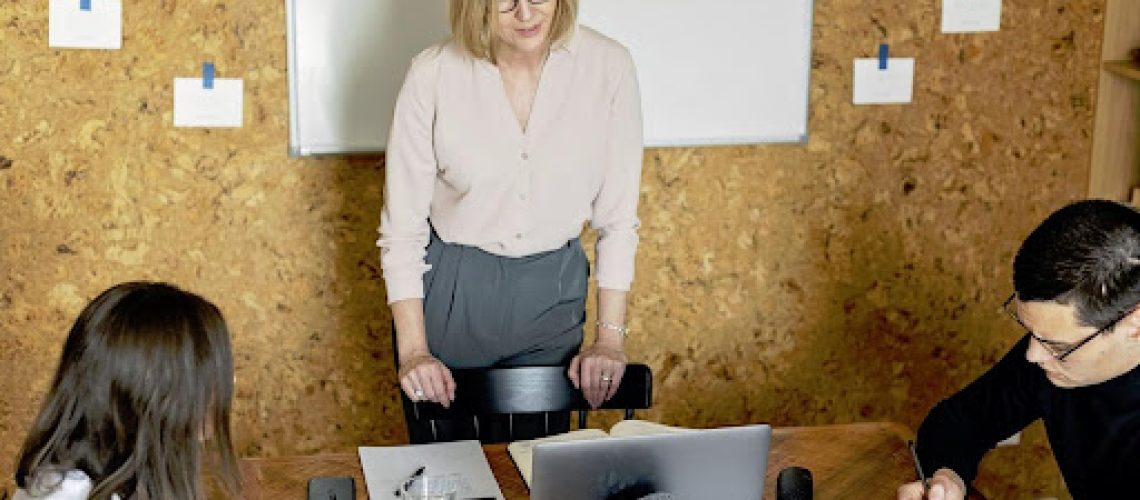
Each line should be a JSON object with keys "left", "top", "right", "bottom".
{"left": 569, "top": 342, "right": 627, "bottom": 409}
{"left": 398, "top": 351, "right": 456, "bottom": 407}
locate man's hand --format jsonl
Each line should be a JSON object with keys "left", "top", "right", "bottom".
{"left": 897, "top": 468, "right": 966, "bottom": 500}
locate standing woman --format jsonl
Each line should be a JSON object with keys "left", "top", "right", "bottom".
{"left": 378, "top": 0, "right": 643, "bottom": 442}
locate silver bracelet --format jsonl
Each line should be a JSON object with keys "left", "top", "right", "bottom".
{"left": 596, "top": 320, "right": 629, "bottom": 337}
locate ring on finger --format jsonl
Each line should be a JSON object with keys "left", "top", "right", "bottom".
{"left": 413, "top": 387, "right": 425, "bottom": 398}
{"left": 600, "top": 373, "right": 613, "bottom": 383}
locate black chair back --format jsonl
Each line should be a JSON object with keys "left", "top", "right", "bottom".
{"left": 409, "top": 363, "right": 653, "bottom": 442}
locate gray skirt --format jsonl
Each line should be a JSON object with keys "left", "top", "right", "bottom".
{"left": 421, "top": 231, "right": 587, "bottom": 368}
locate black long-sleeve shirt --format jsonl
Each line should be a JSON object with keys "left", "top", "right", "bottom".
{"left": 916, "top": 336, "right": 1140, "bottom": 499}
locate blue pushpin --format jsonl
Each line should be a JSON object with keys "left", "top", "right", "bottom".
{"left": 80, "top": 0, "right": 91, "bottom": 11}
{"left": 878, "top": 44, "right": 889, "bottom": 70}
{"left": 202, "top": 62, "right": 215, "bottom": 90}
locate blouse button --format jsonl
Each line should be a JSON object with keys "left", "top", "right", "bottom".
{"left": 521, "top": 152, "right": 529, "bottom": 160}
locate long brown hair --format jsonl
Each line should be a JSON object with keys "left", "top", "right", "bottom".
{"left": 15, "top": 282, "right": 241, "bottom": 499}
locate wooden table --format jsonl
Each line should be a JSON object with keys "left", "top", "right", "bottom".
{"left": 240, "top": 422, "right": 920, "bottom": 499}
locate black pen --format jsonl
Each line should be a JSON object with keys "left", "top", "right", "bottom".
{"left": 907, "top": 440, "right": 928, "bottom": 498}
{"left": 393, "top": 466, "right": 426, "bottom": 497}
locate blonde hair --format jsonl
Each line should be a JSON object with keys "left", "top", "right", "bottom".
{"left": 449, "top": 0, "right": 578, "bottom": 62}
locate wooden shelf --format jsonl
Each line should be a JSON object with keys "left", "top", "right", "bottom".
{"left": 1089, "top": 1, "right": 1140, "bottom": 202}
{"left": 1103, "top": 60, "right": 1140, "bottom": 82}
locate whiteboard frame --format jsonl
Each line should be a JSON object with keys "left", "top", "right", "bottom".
{"left": 287, "top": 0, "right": 447, "bottom": 156}
{"left": 580, "top": 0, "right": 816, "bottom": 148}
{"left": 286, "top": 1, "right": 816, "bottom": 156}
{"left": 285, "top": 0, "right": 302, "bottom": 156}
{"left": 287, "top": 0, "right": 389, "bottom": 156}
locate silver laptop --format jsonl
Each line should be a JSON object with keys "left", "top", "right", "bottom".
{"left": 530, "top": 424, "right": 771, "bottom": 500}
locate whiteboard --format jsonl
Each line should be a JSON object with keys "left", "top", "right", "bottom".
{"left": 286, "top": 0, "right": 815, "bottom": 155}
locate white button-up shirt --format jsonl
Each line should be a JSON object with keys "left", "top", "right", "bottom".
{"left": 378, "top": 26, "right": 644, "bottom": 303}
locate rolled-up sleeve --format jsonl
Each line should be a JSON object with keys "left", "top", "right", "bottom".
{"left": 590, "top": 51, "right": 644, "bottom": 292}
{"left": 377, "top": 50, "right": 439, "bottom": 304}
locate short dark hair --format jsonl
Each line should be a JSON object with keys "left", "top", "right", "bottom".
{"left": 1014, "top": 199, "right": 1140, "bottom": 329}
{"left": 15, "top": 281, "right": 241, "bottom": 499}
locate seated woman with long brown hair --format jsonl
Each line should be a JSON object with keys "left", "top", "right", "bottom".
{"left": 13, "top": 281, "right": 241, "bottom": 499}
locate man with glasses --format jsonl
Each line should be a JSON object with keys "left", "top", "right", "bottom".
{"left": 898, "top": 200, "right": 1140, "bottom": 500}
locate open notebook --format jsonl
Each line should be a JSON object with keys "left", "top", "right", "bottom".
{"left": 507, "top": 419, "right": 693, "bottom": 487}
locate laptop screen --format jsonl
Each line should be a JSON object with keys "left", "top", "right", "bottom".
{"left": 530, "top": 424, "right": 772, "bottom": 500}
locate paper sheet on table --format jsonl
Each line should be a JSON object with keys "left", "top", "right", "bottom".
{"left": 359, "top": 440, "right": 504, "bottom": 499}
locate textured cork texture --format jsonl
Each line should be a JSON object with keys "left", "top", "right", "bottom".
{"left": 0, "top": 1, "right": 1101, "bottom": 497}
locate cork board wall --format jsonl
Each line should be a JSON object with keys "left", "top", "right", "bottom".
{"left": 0, "top": 1, "right": 1102, "bottom": 497}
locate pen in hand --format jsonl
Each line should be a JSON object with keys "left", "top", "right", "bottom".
{"left": 393, "top": 465, "right": 426, "bottom": 497}
{"left": 907, "top": 439, "right": 929, "bottom": 498}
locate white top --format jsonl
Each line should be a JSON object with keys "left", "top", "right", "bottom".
{"left": 13, "top": 470, "right": 120, "bottom": 500}
{"left": 377, "top": 26, "right": 644, "bottom": 303}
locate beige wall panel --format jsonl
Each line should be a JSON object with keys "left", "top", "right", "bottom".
{"left": 0, "top": 1, "right": 1104, "bottom": 497}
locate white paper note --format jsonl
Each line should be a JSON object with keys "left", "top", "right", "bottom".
{"left": 173, "top": 78, "right": 244, "bottom": 128}
{"left": 852, "top": 58, "right": 915, "bottom": 105}
{"left": 48, "top": 0, "right": 122, "bottom": 50}
{"left": 941, "top": 0, "right": 1002, "bottom": 33}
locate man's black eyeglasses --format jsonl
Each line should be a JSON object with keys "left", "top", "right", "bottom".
{"left": 1002, "top": 293, "right": 1122, "bottom": 362}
